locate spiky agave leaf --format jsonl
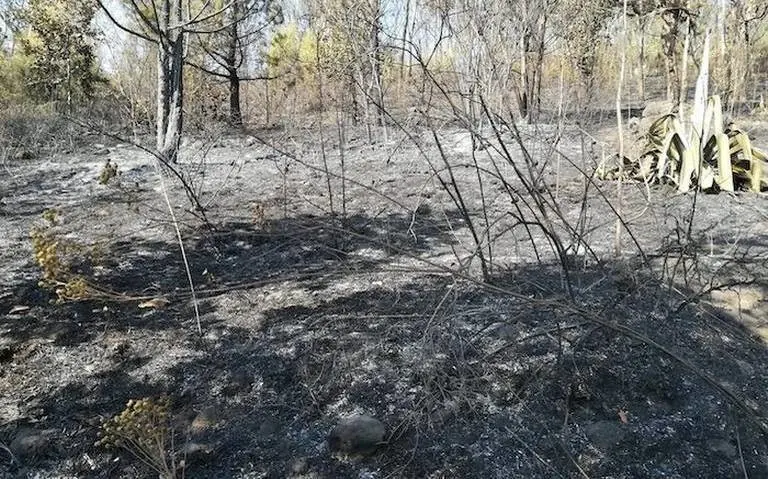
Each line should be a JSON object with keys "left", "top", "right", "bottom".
{"left": 715, "top": 133, "right": 734, "bottom": 191}
{"left": 729, "top": 131, "right": 766, "bottom": 192}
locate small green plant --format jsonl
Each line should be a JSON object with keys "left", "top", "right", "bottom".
{"left": 30, "top": 209, "right": 64, "bottom": 282}
{"left": 30, "top": 209, "right": 98, "bottom": 301}
{"left": 96, "top": 396, "right": 180, "bottom": 479}
{"left": 98, "top": 158, "right": 119, "bottom": 185}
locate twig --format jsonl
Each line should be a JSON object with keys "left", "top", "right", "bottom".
{"left": 153, "top": 162, "right": 202, "bottom": 335}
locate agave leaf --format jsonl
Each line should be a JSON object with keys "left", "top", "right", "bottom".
{"left": 731, "top": 133, "right": 762, "bottom": 192}
{"left": 710, "top": 95, "right": 724, "bottom": 136}
{"left": 751, "top": 154, "right": 764, "bottom": 192}
{"left": 657, "top": 131, "right": 684, "bottom": 182}
{"left": 751, "top": 146, "right": 767, "bottom": 162}
{"left": 637, "top": 154, "right": 657, "bottom": 181}
{"left": 715, "top": 133, "right": 734, "bottom": 192}
{"left": 690, "top": 34, "right": 710, "bottom": 140}
{"left": 678, "top": 146, "right": 697, "bottom": 192}
{"left": 647, "top": 114, "right": 675, "bottom": 143}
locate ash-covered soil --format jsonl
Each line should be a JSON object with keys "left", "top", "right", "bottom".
{"left": 1, "top": 123, "right": 768, "bottom": 478}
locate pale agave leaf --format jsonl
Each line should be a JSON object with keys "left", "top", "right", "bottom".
{"left": 715, "top": 133, "right": 734, "bottom": 192}
{"left": 690, "top": 34, "right": 710, "bottom": 140}
{"left": 711, "top": 95, "right": 724, "bottom": 136}
{"left": 648, "top": 115, "right": 674, "bottom": 142}
{"left": 751, "top": 153, "right": 764, "bottom": 192}
{"left": 731, "top": 133, "right": 761, "bottom": 191}
{"left": 703, "top": 135, "right": 718, "bottom": 163}
{"left": 678, "top": 146, "right": 697, "bottom": 193}
{"left": 751, "top": 146, "right": 767, "bottom": 162}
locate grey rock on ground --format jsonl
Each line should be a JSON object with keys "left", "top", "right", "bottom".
{"left": 327, "top": 415, "right": 386, "bottom": 456}
{"left": 10, "top": 428, "right": 53, "bottom": 459}
{"left": 582, "top": 420, "right": 627, "bottom": 450}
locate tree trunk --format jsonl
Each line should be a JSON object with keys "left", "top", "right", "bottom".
{"left": 638, "top": 17, "right": 647, "bottom": 101}
{"left": 519, "top": 30, "right": 529, "bottom": 120}
{"left": 369, "top": 0, "right": 385, "bottom": 127}
{"left": 661, "top": 10, "right": 683, "bottom": 104}
{"left": 400, "top": 0, "right": 410, "bottom": 82}
{"left": 225, "top": 0, "right": 243, "bottom": 126}
{"left": 157, "top": 0, "right": 185, "bottom": 163}
{"left": 229, "top": 69, "right": 242, "bottom": 127}
{"left": 156, "top": 0, "right": 171, "bottom": 155}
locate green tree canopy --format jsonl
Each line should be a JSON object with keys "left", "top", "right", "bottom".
{"left": 15, "top": 0, "right": 102, "bottom": 106}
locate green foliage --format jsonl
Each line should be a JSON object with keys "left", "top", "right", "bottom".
{"left": 266, "top": 23, "right": 319, "bottom": 83}
{"left": 0, "top": 51, "right": 31, "bottom": 103}
{"left": 98, "top": 159, "right": 120, "bottom": 185}
{"left": 97, "top": 396, "right": 179, "bottom": 479}
{"left": 15, "top": 0, "right": 102, "bottom": 106}
{"left": 29, "top": 208, "right": 102, "bottom": 301}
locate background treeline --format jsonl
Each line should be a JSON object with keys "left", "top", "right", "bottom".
{"left": 0, "top": 0, "right": 766, "bottom": 142}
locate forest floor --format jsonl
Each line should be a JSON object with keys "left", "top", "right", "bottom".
{"left": 1, "top": 116, "right": 768, "bottom": 478}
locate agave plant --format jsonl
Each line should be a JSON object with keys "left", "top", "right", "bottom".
{"left": 600, "top": 35, "right": 767, "bottom": 193}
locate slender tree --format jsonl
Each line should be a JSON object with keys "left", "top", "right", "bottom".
{"left": 12, "top": 0, "right": 101, "bottom": 107}
{"left": 188, "top": 0, "right": 283, "bottom": 126}
{"left": 96, "top": 0, "right": 260, "bottom": 161}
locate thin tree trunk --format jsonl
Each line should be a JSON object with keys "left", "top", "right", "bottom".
{"left": 519, "top": 30, "right": 529, "bottom": 120}
{"left": 156, "top": 0, "right": 171, "bottom": 154}
{"left": 265, "top": 78, "right": 270, "bottom": 125}
{"left": 533, "top": 15, "right": 546, "bottom": 122}
{"left": 226, "top": 0, "right": 243, "bottom": 126}
{"left": 638, "top": 17, "right": 647, "bottom": 101}
{"left": 369, "top": 0, "right": 385, "bottom": 128}
{"left": 161, "top": 33, "right": 184, "bottom": 163}
{"left": 157, "top": 0, "right": 184, "bottom": 163}
{"left": 400, "top": 0, "right": 410, "bottom": 82}
{"left": 229, "top": 70, "right": 242, "bottom": 126}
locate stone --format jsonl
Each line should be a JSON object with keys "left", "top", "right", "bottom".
{"left": 582, "top": 420, "right": 626, "bottom": 450}
{"left": 707, "top": 438, "right": 737, "bottom": 458}
{"left": 0, "top": 346, "right": 13, "bottom": 362}
{"left": 327, "top": 414, "right": 386, "bottom": 456}
{"left": 288, "top": 456, "right": 309, "bottom": 475}
{"left": 10, "top": 428, "right": 52, "bottom": 458}
{"left": 222, "top": 369, "right": 252, "bottom": 396}
{"left": 181, "top": 441, "right": 214, "bottom": 456}
{"left": 190, "top": 407, "right": 221, "bottom": 435}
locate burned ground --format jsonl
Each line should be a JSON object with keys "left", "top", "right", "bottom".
{"left": 1, "top": 125, "right": 768, "bottom": 478}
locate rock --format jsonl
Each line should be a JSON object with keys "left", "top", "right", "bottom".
{"left": 0, "top": 346, "right": 13, "bottom": 362}
{"left": 327, "top": 414, "right": 386, "bottom": 456}
{"left": 181, "top": 441, "right": 214, "bottom": 457}
{"left": 707, "top": 438, "right": 737, "bottom": 458}
{"left": 288, "top": 456, "right": 309, "bottom": 475}
{"left": 582, "top": 420, "right": 626, "bottom": 450}
{"left": 190, "top": 407, "right": 221, "bottom": 435}
{"left": 10, "top": 428, "right": 52, "bottom": 458}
